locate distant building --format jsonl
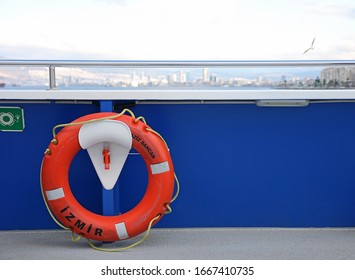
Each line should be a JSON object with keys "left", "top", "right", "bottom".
{"left": 167, "top": 73, "right": 176, "bottom": 84}
{"left": 203, "top": 68, "right": 209, "bottom": 82}
{"left": 210, "top": 74, "right": 218, "bottom": 83}
{"left": 179, "top": 70, "right": 186, "bottom": 83}
{"left": 321, "top": 67, "right": 355, "bottom": 85}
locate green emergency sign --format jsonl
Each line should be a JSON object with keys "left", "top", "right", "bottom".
{"left": 0, "top": 107, "right": 25, "bottom": 132}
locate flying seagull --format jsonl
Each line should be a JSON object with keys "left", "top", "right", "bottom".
{"left": 303, "top": 37, "right": 316, "bottom": 54}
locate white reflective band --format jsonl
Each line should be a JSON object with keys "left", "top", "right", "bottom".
{"left": 151, "top": 161, "right": 170, "bottom": 174}
{"left": 115, "top": 222, "right": 129, "bottom": 240}
{"left": 45, "top": 188, "right": 65, "bottom": 201}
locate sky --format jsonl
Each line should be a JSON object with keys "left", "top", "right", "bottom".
{"left": 0, "top": 0, "right": 354, "bottom": 60}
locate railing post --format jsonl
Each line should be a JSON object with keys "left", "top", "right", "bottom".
{"left": 48, "top": 65, "right": 56, "bottom": 90}
{"left": 100, "top": 100, "right": 121, "bottom": 216}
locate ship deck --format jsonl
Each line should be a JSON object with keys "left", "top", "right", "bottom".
{"left": 1, "top": 228, "right": 355, "bottom": 260}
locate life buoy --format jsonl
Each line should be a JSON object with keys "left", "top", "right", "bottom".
{"left": 41, "top": 112, "right": 175, "bottom": 242}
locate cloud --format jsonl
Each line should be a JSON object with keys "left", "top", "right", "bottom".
{"left": 0, "top": 0, "right": 354, "bottom": 60}
{"left": 309, "top": 3, "right": 355, "bottom": 19}
{"left": 94, "top": 0, "right": 134, "bottom": 6}
{"left": 0, "top": 44, "right": 111, "bottom": 60}
{"left": 329, "top": 37, "right": 355, "bottom": 59}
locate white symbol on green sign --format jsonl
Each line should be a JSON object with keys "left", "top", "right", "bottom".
{"left": 0, "top": 107, "right": 25, "bottom": 132}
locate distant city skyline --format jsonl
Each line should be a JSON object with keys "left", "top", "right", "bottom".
{"left": 1, "top": 66, "right": 354, "bottom": 89}
{"left": 0, "top": 0, "right": 354, "bottom": 60}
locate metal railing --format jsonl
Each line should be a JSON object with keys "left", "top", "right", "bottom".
{"left": 1, "top": 59, "right": 355, "bottom": 102}
{"left": 1, "top": 59, "right": 354, "bottom": 66}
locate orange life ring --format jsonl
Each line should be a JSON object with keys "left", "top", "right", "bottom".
{"left": 41, "top": 112, "right": 175, "bottom": 242}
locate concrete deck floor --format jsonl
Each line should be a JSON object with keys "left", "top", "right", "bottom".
{"left": 1, "top": 228, "right": 355, "bottom": 260}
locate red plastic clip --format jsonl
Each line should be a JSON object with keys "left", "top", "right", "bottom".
{"left": 102, "top": 149, "right": 111, "bottom": 170}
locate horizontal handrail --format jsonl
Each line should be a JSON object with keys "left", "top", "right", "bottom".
{"left": 1, "top": 89, "right": 355, "bottom": 101}
{"left": 1, "top": 59, "right": 355, "bottom": 67}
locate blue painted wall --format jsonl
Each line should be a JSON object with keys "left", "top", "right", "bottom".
{"left": 0, "top": 102, "right": 102, "bottom": 230}
{"left": 1, "top": 101, "right": 355, "bottom": 230}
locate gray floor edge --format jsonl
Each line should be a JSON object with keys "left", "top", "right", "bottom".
{"left": 1, "top": 227, "right": 355, "bottom": 260}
